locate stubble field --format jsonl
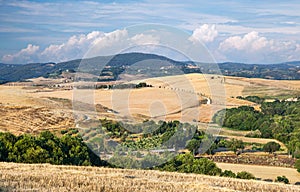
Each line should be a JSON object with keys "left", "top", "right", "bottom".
{"left": 1, "top": 162, "right": 299, "bottom": 192}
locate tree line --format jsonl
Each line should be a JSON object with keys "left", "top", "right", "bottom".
{"left": 0, "top": 131, "right": 104, "bottom": 166}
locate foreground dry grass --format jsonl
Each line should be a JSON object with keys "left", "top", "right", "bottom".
{"left": 0, "top": 162, "right": 299, "bottom": 192}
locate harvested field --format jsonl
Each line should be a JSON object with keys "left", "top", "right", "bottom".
{"left": 0, "top": 104, "right": 73, "bottom": 135}
{"left": 0, "top": 162, "right": 300, "bottom": 192}
{"left": 205, "top": 153, "right": 296, "bottom": 168}
{"left": 217, "top": 162, "right": 300, "bottom": 184}
{"left": 1, "top": 74, "right": 300, "bottom": 134}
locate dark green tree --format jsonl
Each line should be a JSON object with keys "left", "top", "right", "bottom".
{"left": 263, "top": 141, "right": 280, "bottom": 154}
{"left": 9, "top": 134, "right": 45, "bottom": 163}
{"left": 275, "top": 176, "right": 289, "bottom": 184}
{"left": 186, "top": 139, "right": 201, "bottom": 155}
{"left": 226, "top": 139, "right": 244, "bottom": 155}
{"left": 60, "top": 135, "right": 91, "bottom": 166}
{"left": 0, "top": 140, "right": 7, "bottom": 161}
{"left": 0, "top": 132, "right": 17, "bottom": 161}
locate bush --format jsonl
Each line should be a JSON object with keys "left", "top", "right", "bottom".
{"left": 295, "top": 159, "right": 300, "bottom": 173}
{"left": 60, "top": 130, "right": 68, "bottom": 135}
{"left": 220, "top": 170, "right": 236, "bottom": 178}
{"left": 159, "top": 154, "right": 222, "bottom": 176}
{"left": 0, "top": 140, "right": 7, "bottom": 161}
{"left": 226, "top": 139, "right": 244, "bottom": 154}
{"left": 263, "top": 142, "right": 280, "bottom": 153}
{"left": 236, "top": 171, "right": 255, "bottom": 180}
{"left": 275, "top": 176, "right": 289, "bottom": 184}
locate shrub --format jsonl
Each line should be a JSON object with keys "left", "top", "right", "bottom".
{"left": 159, "top": 154, "right": 222, "bottom": 176}
{"left": 60, "top": 130, "right": 68, "bottom": 135}
{"left": 0, "top": 140, "right": 7, "bottom": 161}
{"left": 236, "top": 171, "right": 255, "bottom": 180}
{"left": 295, "top": 159, "right": 300, "bottom": 173}
{"left": 220, "top": 170, "right": 236, "bottom": 178}
{"left": 263, "top": 142, "right": 280, "bottom": 154}
{"left": 275, "top": 176, "right": 289, "bottom": 184}
{"left": 226, "top": 139, "right": 244, "bottom": 154}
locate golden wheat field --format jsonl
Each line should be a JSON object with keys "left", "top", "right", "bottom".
{"left": 0, "top": 162, "right": 300, "bottom": 192}
{"left": 1, "top": 74, "right": 300, "bottom": 135}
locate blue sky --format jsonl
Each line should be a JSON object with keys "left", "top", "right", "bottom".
{"left": 0, "top": 0, "right": 300, "bottom": 64}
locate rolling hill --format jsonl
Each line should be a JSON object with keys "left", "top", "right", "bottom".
{"left": 0, "top": 53, "right": 300, "bottom": 84}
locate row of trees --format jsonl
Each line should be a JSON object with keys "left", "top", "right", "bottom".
{"left": 236, "top": 96, "right": 265, "bottom": 104}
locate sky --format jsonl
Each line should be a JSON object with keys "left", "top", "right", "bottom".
{"left": 0, "top": 0, "right": 300, "bottom": 64}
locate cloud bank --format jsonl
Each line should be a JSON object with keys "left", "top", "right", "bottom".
{"left": 2, "top": 24, "right": 300, "bottom": 64}
{"left": 218, "top": 31, "right": 300, "bottom": 63}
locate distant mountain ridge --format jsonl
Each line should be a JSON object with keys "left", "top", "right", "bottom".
{"left": 0, "top": 52, "right": 299, "bottom": 84}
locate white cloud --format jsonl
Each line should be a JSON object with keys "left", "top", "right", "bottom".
{"left": 189, "top": 24, "right": 218, "bottom": 43}
{"left": 91, "top": 29, "right": 128, "bottom": 49}
{"left": 1, "top": 29, "right": 163, "bottom": 63}
{"left": 131, "top": 34, "right": 159, "bottom": 45}
{"left": 219, "top": 31, "right": 270, "bottom": 51}
{"left": 296, "top": 44, "right": 300, "bottom": 53}
{"left": 2, "top": 44, "right": 40, "bottom": 63}
{"left": 40, "top": 31, "right": 105, "bottom": 62}
{"left": 217, "top": 31, "right": 300, "bottom": 63}
{"left": 3, "top": 28, "right": 300, "bottom": 64}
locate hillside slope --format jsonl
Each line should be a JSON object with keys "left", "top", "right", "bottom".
{"left": 1, "top": 53, "right": 300, "bottom": 84}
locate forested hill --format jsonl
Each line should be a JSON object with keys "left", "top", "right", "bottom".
{"left": 0, "top": 52, "right": 300, "bottom": 84}
{"left": 0, "top": 53, "right": 187, "bottom": 84}
{"left": 218, "top": 61, "right": 300, "bottom": 80}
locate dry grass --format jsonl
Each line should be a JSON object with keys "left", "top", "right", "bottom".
{"left": 220, "top": 135, "right": 288, "bottom": 151}
{"left": 0, "top": 86, "right": 76, "bottom": 135}
{"left": 217, "top": 162, "right": 300, "bottom": 184}
{"left": 0, "top": 162, "right": 300, "bottom": 192}
{"left": 0, "top": 104, "right": 73, "bottom": 135}
{"left": 239, "top": 77, "right": 300, "bottom": 97}
{"left": 198, "top": 125, "right": 250, "bottom": 137}
{"left": 31, "top": 74, "right": 255, "bottom": 124}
